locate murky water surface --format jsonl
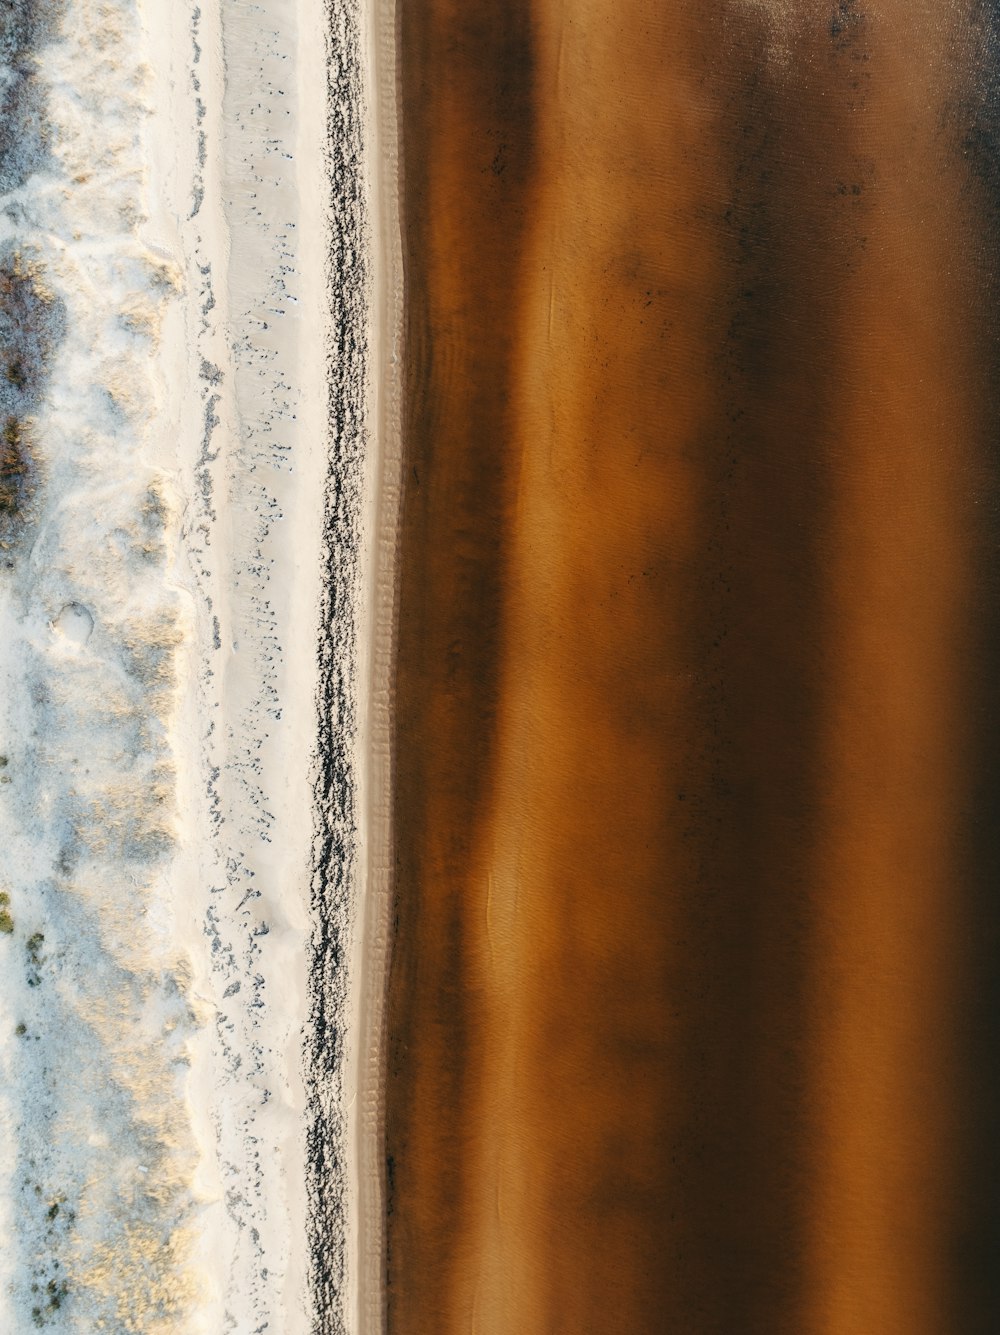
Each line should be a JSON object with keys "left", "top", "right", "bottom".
{"left": 387, "top": 3, "right": 1000, "bottom": 1331}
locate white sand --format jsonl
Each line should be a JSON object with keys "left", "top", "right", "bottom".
{"left": 154, "top": 0, "right": 347, "bottom": 1327}
{"left": 0, "top": 0, "right": 392, "bottom": 1328}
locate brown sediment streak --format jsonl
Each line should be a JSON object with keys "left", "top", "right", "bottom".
{"left": 386, "top": 1, "right": 1000, "bottom": 1331}
{"left": 386, "top": 0, "right": 539, "bottom": 1328}
{"left": 803, "top": 7, "right": 977, "bottom": 1331}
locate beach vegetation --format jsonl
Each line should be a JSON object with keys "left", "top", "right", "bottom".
{"left": 0, "top": 247, "right": 65, "bottom": 546}
{"left": 31, "top": 1275, "right": 68, "bottom": 1326}
{"left": 0, "top": 416, "right": 27, "bottom": 514}
{"left": 26, "top": 929, "right": 43, "bottom": 984}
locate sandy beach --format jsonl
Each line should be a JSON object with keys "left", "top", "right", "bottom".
{"left": 165, "top": 0, "right": 395, "bottom": 1328}
{"left": 9, "top": 0, "right": 1000, "bottom": 1331}
{"left": 0, "top": 0, "right": 390, "bottom": 1327}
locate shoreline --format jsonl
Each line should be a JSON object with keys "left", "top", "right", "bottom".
{"left": 308, "top": 0, "right": 402, "bottom": 1330}
{"left": 353, "top": 0, "right": 404, "bottom": 1328}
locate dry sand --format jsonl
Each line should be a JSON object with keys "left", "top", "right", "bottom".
{"left": 164, "top": 0, "right": 400, "bottom": 1327}
{"left": 0, "top": 0, "right": 392, "bottom": 1326}
{"left": 150, "top": 0, "right": 336, "bottom": 1327}
{"left": 157, "top": 0, "right": 398, "bottom": 1327}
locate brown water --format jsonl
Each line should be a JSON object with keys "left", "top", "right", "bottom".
{"left": 386, "top": 2, "right": 1000, "bottom": 1331}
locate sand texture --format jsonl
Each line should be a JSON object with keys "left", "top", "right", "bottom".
{"left": 0, "top": 0, "right": 382, "bottom": 1329}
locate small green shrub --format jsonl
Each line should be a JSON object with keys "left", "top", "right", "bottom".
{"left": 26, "top": 931, "right": 43, "bottom": 984}
{"left": 0, "top": 417, "right": 26, "bottom": 514}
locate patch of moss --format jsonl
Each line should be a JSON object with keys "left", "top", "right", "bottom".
{"left": 0, "top": 890, "right": 12, "bottom": 934}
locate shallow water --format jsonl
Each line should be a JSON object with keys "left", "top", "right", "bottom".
{"left": 386, "top": 2, "right": 1000, "bottom": 1332}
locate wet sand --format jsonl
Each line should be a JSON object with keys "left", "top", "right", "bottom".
{"left": 385, "top": 2, "right": 1000, "bottom": 1331}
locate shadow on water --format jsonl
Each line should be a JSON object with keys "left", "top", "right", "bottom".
{"left": 658, "top": 13, "right": 849, "bottom": 1327}
{"left": 386, "top": 0, "right": 539, "bottom": 1327}
{"left": 942, "top": 6, "right": 1000, "bottom": 1327}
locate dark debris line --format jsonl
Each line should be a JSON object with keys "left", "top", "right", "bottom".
{"left": 307, "top": 1, "right": 370, "bottom": 1332}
